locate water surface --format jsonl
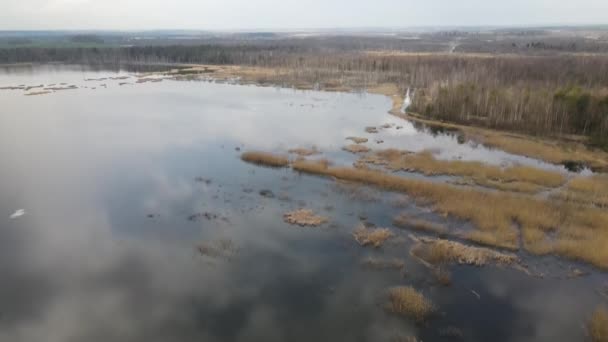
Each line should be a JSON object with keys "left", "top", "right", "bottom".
{"left": 0, "top": 64, "right": 605, "bottom": 342}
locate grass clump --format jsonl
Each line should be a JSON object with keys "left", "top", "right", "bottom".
{"left": 346, "top": 136, "right": 369, "bottom": 144}
{"left": 283, "top": 209, "right": 328, "bottom": 227}
{"left": 386, "top": 286, "right": 434, "bottom": 322}
{"left": 411, "top": 237, "right": 519, "bottom": 266}
{"left": 241, "top": 151, "right": 289, "bottom": 167}
{"left": 589, "top": 306, "right": 608, "bottom": 342}
{"left": 433, "top": 268, "right": 452, "bottom": 286}
{"left": 353, "top": 224, "right": 394, "bottom": 248}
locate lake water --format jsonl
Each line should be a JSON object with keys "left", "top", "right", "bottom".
{"left": 0, "top": 64, "right": 605, "bottom": 342}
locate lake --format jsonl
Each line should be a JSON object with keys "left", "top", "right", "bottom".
{"left": 0, "top": 64, "right": 605, "bottom": 342}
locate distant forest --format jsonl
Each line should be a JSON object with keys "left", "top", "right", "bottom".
{"left": 1, "top": 41, "right": 607, "bottom": 149}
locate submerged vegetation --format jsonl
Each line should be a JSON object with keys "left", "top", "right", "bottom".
{"left": 393, "top": 214, "right": 448, "bottom": 236}
{"left": 361, "top": 257, "right": 405, "bottom": 271}
{"left": 386, "top": 286, "right": 434, "bottom": 322}
{"left": 590, "top": 307, "right": 608, "bottom": 342}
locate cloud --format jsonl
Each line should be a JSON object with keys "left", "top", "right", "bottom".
{"left": 1, "top": 0, "right": 608, "bottom": 29}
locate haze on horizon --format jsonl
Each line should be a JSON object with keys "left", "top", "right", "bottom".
{"left": 1, "top": 0, "right": 608, "bottom": 31}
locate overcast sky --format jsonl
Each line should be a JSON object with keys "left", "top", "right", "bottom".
{"left": 1, "top": 0, "right": 608, "bottom": 30}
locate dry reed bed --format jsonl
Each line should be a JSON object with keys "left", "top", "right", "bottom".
{"left": 359, "top": 149, "right": 567, "bottom": 192}
{"left": 241, "top": 151, "right": 290, "bottom": 167}
{"left": 289, "top": 158, "right": 608, "bottom": 269}
{"left": 555, "top": 175, "right": 608, "bottom": 208}
{"left": 410, "top": 236, "right": 519, "bottom": 267}
{"left": 386, "top": 286, "right": 434, "bottom": 322}
{"left": 394, "top": 112, "right": 608, "bottom": 172}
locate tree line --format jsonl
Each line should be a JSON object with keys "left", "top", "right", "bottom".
{"left": 1, "top": 44, "right": 607, "bottom": 148}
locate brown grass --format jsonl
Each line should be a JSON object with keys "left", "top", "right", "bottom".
{"left": 555, "top": 175, "right": 608, "bottom": 208}
{"left": 283, "top": 209, "right": 328, "bottom": 227}
{"left": 589, "top": 306, "right": 608, "bottom": 342}
{"left": 386, "top": 286, "right": 434, "bottom": 322}
{"left": 241, "top": 151, "right": 290, "bottom": 167}
{"left": 291, "top": 159, "right": 608, "bottom": 267}
{"left": 343, "top": 144, "right": 371, "bottom": 154}
{"left": 393, "top": 214, "right": 448, "bottom": 236}
{"left": 361, "top": 149, "right": 566, "bottom": 192}
{"left": 353, "top": 224, "right": 394, "bottom": 248}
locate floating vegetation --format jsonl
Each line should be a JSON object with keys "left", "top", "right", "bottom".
{"left": 365, "top": 126, "right": 379, "bottom": 133}
{"left": 44, "top": 85, "right": 77, "bottom": 91}
{"left": 259, "top": 189, "right": 275, "bottom": 198}
{"left": 343, "top": 144, "right": 371, "bottom": 154}
{"left": 241, "top": 151, "right": 290, "bottom": 167}
{"left": 283, "top": 209, "right": 328, "bottom": 227}
{"left": 346, "top": 136, "right": 369, "bottom": 144}
{"left": 589, "top": 306, "right": 608, "bottom": 342}
{"left": 386, "top": 286, "right": 434, "bottom": 322}
{"left": 438, "top": 326, "right": 464, "bottom": 339}
{"left": 25, "top": 90, "right": 52, "bottom": 96}
{"left": 361, "top": 257, "right": 405, "bottom": 271}
{"left": 353, "top": 224, "right": 393, "bottom": 248}
{"left": 197, "top": 239, "right": 238, "bottom": 260}
{"left": 332, "top": 181, "right": 380, "bottom": 202}
{"left": 0, "top": 86, "right": 25, "bottom": 90}
{"left": 288, "top": 147, "right": 320, "bottom": 156}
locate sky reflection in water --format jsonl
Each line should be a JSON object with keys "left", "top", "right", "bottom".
{"left": 0, "top": 65, "right": 604, "bottom": 342}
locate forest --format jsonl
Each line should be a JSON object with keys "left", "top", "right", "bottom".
{"left": 1, "top": 35, "right": 607, "bottom": 149}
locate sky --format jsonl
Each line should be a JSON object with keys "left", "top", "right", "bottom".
{"left": 1, "top": 0, "right": 608, "bottom": 30}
